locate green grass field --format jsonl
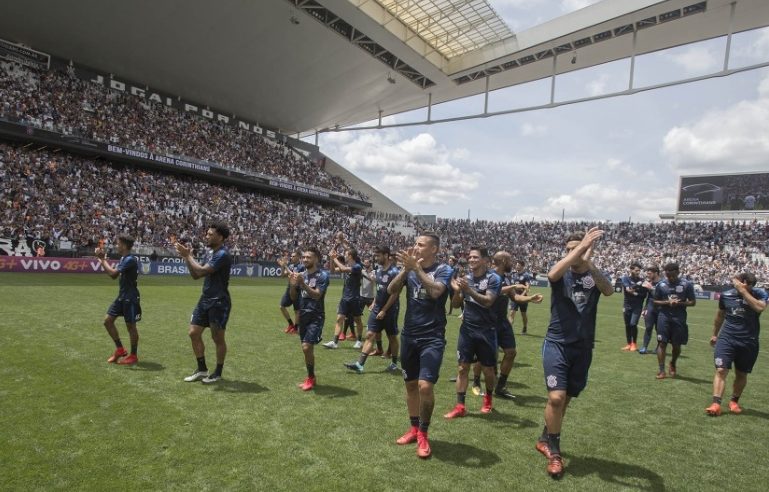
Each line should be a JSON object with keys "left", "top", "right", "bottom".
{"left": 1, "top": 273, "right": 768, "bottom": 491}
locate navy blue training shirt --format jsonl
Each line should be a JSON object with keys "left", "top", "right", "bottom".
{"left": 403, "top": 262, "right": 453, "bottom": 338}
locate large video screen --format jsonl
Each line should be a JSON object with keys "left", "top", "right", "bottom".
{"left": 678, "top": 172, "right": 769, "bottom": 212}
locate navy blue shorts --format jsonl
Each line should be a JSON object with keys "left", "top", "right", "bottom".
{"left": 656, "top": 314, "right": 688, "bottom": 345}
{"left": 623, "top": 304, "right": 642, "bottom": 327}
{"left": 280, "top": 287, "right": 300, "bottom": 310}
{"left": 714, "top": 336, "right": 759, "bottom": 373}
{"left": 400, "top": 335, "right": 446, "bottom": 383}
{"left": 299, "top": 318, "right": 324, "bottom": 345}
{"left": 191, "top": 297, "right": 231, "bottom": 330}
{"left": 510, "top": 300, "right": 528, "bottom": 313}
{"left": 337, "top": 298, "right": 363, "bottom": 317}
{"left": 457, "top": 327, "right": 497, "bottom": 367}
{"left": 367, "top": 308, "right": 399, "bottom": 336}
{"left": 542, "top": 340, "right": 593, "bottom": 397}
{"left": 496, "top": 319, "right": 516, "bottom": 350}
{"left": 107, "top": 299, "right": 142, "bottom": 324}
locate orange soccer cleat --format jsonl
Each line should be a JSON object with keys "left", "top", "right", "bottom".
{"left": 729, "top": 400, "right": 743, "bottom": 414}
{"left": 396, "top": 427, "right": 418, "bottom": 445}
{"left": 547, "top": 454, "right": 564, "bottom": 479}
{"left": 117, "top": 354, "right": 138, "bottom": 366}
{"left": 107, "top": 347, "right": 128, "bottom": 363}
{"left": 705, "top": 403, "right": 722, "bottom": 416}
{"left": 299, "top": 376, "right": 316, "bottom": 391}
{"left": 416, "top": 431, "right": 431, "bottom": 459}
{"left": 443, "top": 404, "right": 467, "bottom": 419}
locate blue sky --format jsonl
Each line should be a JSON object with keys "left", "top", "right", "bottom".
{"left": 314, "top": 1, "right": 769, "bottom": 221}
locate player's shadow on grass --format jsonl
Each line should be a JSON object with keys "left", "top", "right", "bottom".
{"left": 512, "top": 394, "right": 548, "bottom": 408}
{"left": 132, "top": 361, "right": 165, "bottom": 371}
{"left": 431, "top": 440, "right": 501, "bottom": 468}
{"left": 567, "top": 455, "right": 665, "bottom": 491}
{"left": 672, "top": 374, "right": 710, "bottom": 385}
{"left": 467, "top": 410, "right": 538, "bottom": 429}
{"left": 742, "top": 408, "right": 769, "bottom": 420}
{"left": 314, "top": 384, "right": 358, "bottom": 398}
{"left": 212, "top": 380, "right": 269, "bottom": 394}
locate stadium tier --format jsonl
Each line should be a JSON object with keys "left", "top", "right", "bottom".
{"left": 1, "top": 142, "right": 766, "bottom": 286}
{"left": 0, "top": 60, "right": 367, "bottom": 201}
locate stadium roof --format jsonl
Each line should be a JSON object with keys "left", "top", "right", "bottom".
{"left": 0, "top": 0, "right": 767, "bottom": 135}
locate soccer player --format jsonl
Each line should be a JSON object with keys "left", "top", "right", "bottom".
{"left": 175, "top": 222, "right": 233, "bottom": 384}
{"left": 705, "top": 273, "right": 767, "bottom": 416}
{"left": 620, "top": 262, "right": 648, "bottom": 352}
{"left": 323, "top": 241, "right": 364, "bottom": 349}
{"left": 638, "top": 265, "right": 661, "bottom": 354}
{"left": 278, "top": 251, "right": 304, "bottom": 334}
{"left": 444, "top": 247, "right": 501, "bottom": 418}
{"left": 536, "top": 228, "right": 613, "bottom": 479}
{"left": 344, "top": 246, "right": 400, "bottom": 373}
{"left": 95, "top": 235, "right": 141, "bottom": 366}
{"left": 388, "top": 233, "right": 452, "bottom": 459}
{"left": 653, "top": 262, "right": 696, "bottom": 379}
{"left": 509, "top": 260, "right": 534, "bottom": 334}
{"left": 487, "top": 251, "right": 543, "bottom": 398}
{"left": 289, "top": 246, "right": 329, "bottom": 391}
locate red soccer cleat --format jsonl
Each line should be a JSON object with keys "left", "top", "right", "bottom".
{"left": 729, "top": 400, "right": 743, "bottom": 414}
{"left": 118, "top": 354, "right": 138, "bottom": 366}
{"left": 536, "top": 440, "right": 551, "bottom": 459}
{"left": 629, "top": 342, "right": 637, "bottom": 352}
{"left": 656, "top": 371, "right": 666, "bottom": 380}
{"left": 396, "top": 427, "right": 418, "bottom": 445}
{"left": 481, "top": 394, "right": 493, "bottom": 414}
{"left": 444, "top": 404, "right": 467, "bottom": 419}
{"left": 288, "top": 325, "right": 298, "bottom": 335}
{"left": 416, "top": 431, "right": 431, "bottom": 459}
{"left": 299, "top": 376, "right": 316, "bottom": 391}
{"left": 705, "top": 403, "right": 722, "bottom": 416}
{"left": 668, "top": 364, "right": 677, "bottom": 378}
{"left": 284, "top": 324, "right": 294, "bottom": 333}
{"left": 620, "top": 344, "right": 632, "bottom": 352}
{"left": 107, "top": 347, "right": 128, "bottom": 363}
{"left": 547, "top": 454, "right": 564, "bottom": 479}
{"left": 338, "top": 333, "right": 346, "bottom": 341}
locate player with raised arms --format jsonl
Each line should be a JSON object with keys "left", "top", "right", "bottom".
{"left": 95, "top": 234, "right": 142, "bottom": 366}
{"left": 388, "top": 233, "right": 452, "bottom": 459}
{"left": 289, "top": 246, "right": 329, "bottom": 391}
{"left": 175, "top": 221, "right": 233, "bottom": 384}
{"left": 536, "top": 228, "right": 613, "bottom": 479}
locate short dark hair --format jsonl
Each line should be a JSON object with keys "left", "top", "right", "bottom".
{"left": 630, "top": 262, "right": 643, "bottom": 270}
{"left": 736, "top": 272, "right": 758, "bottom": 287}
{"left": 566, "top": 231, "right": 585, "bottom": 244}
{"left": 645, "top": 264, "right": 660, "bottom": 273}
{"left": 420, "top": 232, "right": 440, "bottom": 248}
{"left": 469, "top": 246, "right": 489, "bottom": 258}
{"left": 663, "top": 262, "right": 679, "bottom": 272}
{"left": 304, "top": 246, "right": 321, "bottom": 260}
{"left": 347, "top": 248, "right": 361, "bottom": 263}
{"left": 117, "top": 234, "right": 135, "bottom": 249}
{"left": 374, "top": 245, "right": 390, "bottom": 255}
{"left": 208, "top": 221, "right": 230, "bottom": 240}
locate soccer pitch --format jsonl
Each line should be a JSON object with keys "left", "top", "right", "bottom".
{"left": 2, "top": 273, "right": 767, "bottom": 491}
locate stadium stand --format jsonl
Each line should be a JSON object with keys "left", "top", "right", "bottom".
{"left": 0, "top": 60, "right": 367, "bottom": 200}
{"left": 2, "top": 141, "right": 767, "bottom": 286}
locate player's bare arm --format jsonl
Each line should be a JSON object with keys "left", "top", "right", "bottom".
{"left": 734, "top": 277, "right": 767, "bottom": 313}
{"left": 94, "top": 247, "right": 119, "bottom": 279}
{"left": 175, "top": 242, "right": 214, "bottom": 280}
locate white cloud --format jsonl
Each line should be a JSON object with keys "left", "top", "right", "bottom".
{"left": 586, "top": 73, "right": 610, "bottom": 96}
{"left": 512, "top": 184, "right": 676, "bottom": 222}
{"left": 321, "top": 128, "right": 479, "bottom": 206}
{"left": 666, "top": 45, "right": 720, "bottom": 74}
{"left": 520, "top": 122, "right": 547, "bottom": 137}
{"left": 662, "top": 73, "right": 769, "bottom": 173}
{"left": 560, "top": 0, "right": 600, "bottom": 13}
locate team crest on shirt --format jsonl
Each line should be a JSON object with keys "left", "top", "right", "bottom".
{"left": 382, "top": 275, "right": 389, "bottom": 283}
{"left": 675, "top": 285, "right": 684, "bottom": 293}
{"left": 546, "top": 375, "right": 558, "bottom": 388}
{"left": 582, "top": 275, "right": 595, "bottom": 289}
{"left": 308, "top": 278, "right": 317, "bottom": 288}
{"left": 479, "top": 279, "right": 488, "bottom": 290}
{"left": 715, "top": 357, "right": 724, "bottom": 367}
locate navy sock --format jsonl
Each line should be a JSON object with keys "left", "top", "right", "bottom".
{"left": 392, "top": 355, "right": 398, "bottom": 364}
{"left": 473, "top": 376, "right": 481, "bottom": 387}
{"left": 497, "top": 374, "right": 508, "bottom": 389}
{"left": 358, "top": 352, "right": 369, "bottom": 366}
{"left": 418, "top": 420, "right": 430, "bottom": 433}
{"left": 457, "top": 392, "right": 466, "bottom": 405}
{"left": 306, "top": 364, "right": 315, "bottom": 377}
{"left": 539, "top": 425, "right": 548, "bottom": 442}
{"left": 213, "top": 363, "right": 224, "bottom": 376}
{"left": 376, "top": 340, "right": 383, "bottom": 351}
{"left": 196, "top": 356, "right": 207, "bottom": 372}
{"left": 114, "top": 338, "right": 123, "bottom": 349}
{"left": 333, "top": 335, "right": 339, "bottom": 344}
{"left": 547, "top": 433, "right": 561, "bottom": 455}
{"left": 712, "top": 396, "right": 722, "bottom": 404}
{"left": 409, "top": 416, "right": 419, "bottom": 428}
{"left": 130, "top": 344, "right": 137, "bottom": 356}
{"left": 730, "top": 395, "right": 740, "bottom": 403}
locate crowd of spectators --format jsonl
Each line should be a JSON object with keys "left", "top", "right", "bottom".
{"left": 0, "top": 61, "right": 367, "bottom": 200}
{"left": 2, "top": 144, "right": 767, "bottom": 287}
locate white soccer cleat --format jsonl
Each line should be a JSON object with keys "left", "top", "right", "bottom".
{"left": 353, "top": 340, "right": 363, "bottom": 349}
{"left": 323, "top": 341, "right": 338, "bottom": 349}
{"left": 183, "top": 370, "right": 208, "bottom": 382}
